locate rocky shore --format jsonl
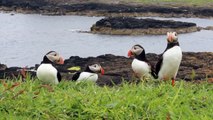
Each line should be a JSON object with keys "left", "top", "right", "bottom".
{"left": 0, "top": 1, "right": 212, "bottom": 85}
{"left": 1, "top": 1, "right": 213, "bottom": 18}
{"left": 91, "top": 17, "right": 198, "bottom": 35}
{"left": 0, "top": 52, "right": 212, "bottom": 86}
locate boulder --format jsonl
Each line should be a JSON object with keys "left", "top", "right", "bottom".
{"left": 0, "top": 64, "right": 7, "bottom": 70}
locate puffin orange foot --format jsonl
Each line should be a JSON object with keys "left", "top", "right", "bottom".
{"left": 172, "top": 79, "right": 175, "bottom": 87}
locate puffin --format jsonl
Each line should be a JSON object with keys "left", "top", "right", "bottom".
{"left": 128, "top": 44, "right": 157, "bottom": 80}
{"left": 36, "top": 51, "right": 64, "bottom": 84}
{"left": 155, "top": 32, "right": 182, "bottom": 86}
{"left": 72, "top": 64, "right": 104, "bottom": 82}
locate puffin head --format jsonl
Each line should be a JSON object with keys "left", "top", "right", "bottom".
{"left": 43, "top": 51, "right": 64, "bottom": 64}
{"left": 167, "top": 32, "right": 178, "bottom": 43}
{"left": 88, "top": 64, "right": 105, "bottom": 75}
{"left": 128, "top": 44, "right": 144, "bottom": 58}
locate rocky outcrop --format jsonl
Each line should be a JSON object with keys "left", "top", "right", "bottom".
{"left": 0, "top": 64, "right": 7, "bottom": 71}
{"left": 91, "top": 17, "right": 198, "bottom": 35}
{"left": 58, "top": 52, "right": 213, "bottom": 85}
{"left": 0, "top": 2, "right": 213, "bottom": 18}
{"left": 0, "top": 0, "right": 48, "bottom": 8}
{"left": 1, "top": 52, "right": 212, "bottom": 86}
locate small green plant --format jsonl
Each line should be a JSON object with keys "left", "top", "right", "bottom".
{"left": 191, "top": 69, "right": 196, "bottom": 80}
{"left": 0, "top": 77, "right": 212, "bottom": 119}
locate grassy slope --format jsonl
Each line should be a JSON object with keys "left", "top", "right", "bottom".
{"left": 0, "top": 78, "right": 212, "bottom": 119}
{"left": 47, "top": 0, "right": 213, "bottom": 7}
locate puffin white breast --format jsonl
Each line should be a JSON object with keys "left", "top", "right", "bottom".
{"left": 36, "top": 64, "right": 59, "bottom": 84}
{"left": 158, "top": 46, "right": 182, "bottom": 80}
{"left": 76, "top": 72, "right": 98, "bottom": 82}
{"left": 132, "top": 59, "right": 151, "bottom": 78}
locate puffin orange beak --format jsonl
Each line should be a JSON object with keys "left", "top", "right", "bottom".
{"left": 57, "top": 57, "right": 64, "bottom": 64}
{"left": 128, "top": 50, "right": 133, "bottom": 57}
{"left": 100, "top": 67, "right": 105, "bottom": 75}
{"left": 167, "top": 35, "right": 173, "bottom": 42}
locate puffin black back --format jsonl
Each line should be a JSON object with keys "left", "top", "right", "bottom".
{"left": 164, "top": 42, "right": 180, "bottom": 53}
{"left": 135, "top": 50, "right": 148, "bottom": 62}
{"left": 72, "top": 72, "right": 81, "bottom": 81}
{"left": 41, "top": 56, "right": 53, "bottom": 64}
{"left": 85, "top": 66, "right": 95, "bottom": 73}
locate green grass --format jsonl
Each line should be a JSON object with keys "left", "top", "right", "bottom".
{"left": 0, "top": 78, "right": 212, "bottom": 119}
{"left": 124, "top": 0, "right": 213, "bottom": 7}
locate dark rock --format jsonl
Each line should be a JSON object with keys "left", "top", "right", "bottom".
{"left": 59, "top": 3, "right": 213, "bottom": 18}
{"left": 194, "top": 8, "right": 213, "bottom": 18}
{"left": 91, "top": 17, "right": 198, "bottom": 35}
{"left": 0, "top": 0, "right": 48, "bottom": 9}
{"left": 1, "top": 52, "right": 212, "bottom": 85}
{"left": 0, "top": 66, "right": 36, "bottom": 79}
{"left": 1, "top": 2, "right": 213, "bottom": 18}
{"left": 0, "top": 67, "right": 21, "bottom": 79}
{"left": 97, "top": 75, "right": 124, "bottom": 86}
{"left": 95, "top": 17, "right": 196, "bottom": 29}
{"left": 58, "top": 3, "right": 212, "bottom": 17}
{"left": 0, "top": 64, "right": 7, "bottom": 70}
{"left": 55, "top": 52, "right": 213, "bottom": 84}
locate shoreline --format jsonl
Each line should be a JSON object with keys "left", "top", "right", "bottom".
{"left": 0, "top": 2, "right": 213, "bottom": 18}
{"left": 91, "top": 26, "right": 199, "bottom": 35}
{"left": 0, "top": 1, "right": 213, "bottom": 84}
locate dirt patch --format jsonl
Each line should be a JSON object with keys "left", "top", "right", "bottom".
{"left": 91, "top": 17, "right": 198, "bottom": 35}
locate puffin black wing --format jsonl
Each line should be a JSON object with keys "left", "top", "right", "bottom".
{"left": 155, "top": 54, "right": 163, "bottom": 76}
{"left": 147, "top": 62, "right": 157, "bottom": 79}
{"left": 57, "top": 72, "right": 62, "bottom": 82}
{"left": 72, "top": 72, "right": 81, "bottom": 81}
{"left": 150, "top": 65, "right": 158, "bottom": 79}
